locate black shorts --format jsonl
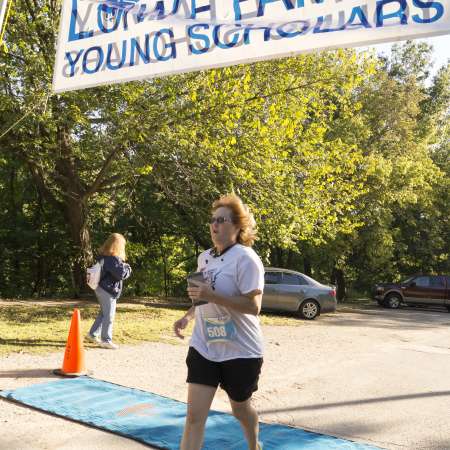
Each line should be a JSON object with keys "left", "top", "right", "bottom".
{"left": 186, "top": 346, "right": 263, "bottom": 402}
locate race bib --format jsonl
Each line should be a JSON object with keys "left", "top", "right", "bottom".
{"left": 203, "top": 317, "right": 237, "bottom": 344}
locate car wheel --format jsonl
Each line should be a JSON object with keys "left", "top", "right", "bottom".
{"left": 384, "top": 293, "right": 402, "bottom": 309}
{"left": 298, "top": 300, "right": 320, "bottom": 320}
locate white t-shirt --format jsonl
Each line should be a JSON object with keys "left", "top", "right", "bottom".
{"left": 189, "top": 244, "right": 265, "bottom": 362}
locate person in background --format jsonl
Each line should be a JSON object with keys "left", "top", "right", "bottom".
{"left": 86, "top": 233, "right": 131, "bottom": 349}
{"left": 174, "top": 194, "right": 265, "bottom": 450}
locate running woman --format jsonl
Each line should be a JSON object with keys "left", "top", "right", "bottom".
{"left": 174, "top": 194, "right": 264, "bottom": 450}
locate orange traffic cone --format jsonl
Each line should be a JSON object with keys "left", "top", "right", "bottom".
{"left": 54, "top": 308, "right": 88, "bottom": 377}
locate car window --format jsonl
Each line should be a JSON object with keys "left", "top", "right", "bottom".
{"left": 264, "top": 272, "right": 282, "bottom": 284}
{"left": 282, "top": 273, "right": 308, "bottom": 285}
{"left": 430, "top": 276, "right": 445, "bottom": 288}
{"left": 414, "top": 276, "right": 430, "bottom": 287}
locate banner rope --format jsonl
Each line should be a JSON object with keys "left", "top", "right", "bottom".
{"left": 0, "top": 90, "right": 53, "bottom": 141}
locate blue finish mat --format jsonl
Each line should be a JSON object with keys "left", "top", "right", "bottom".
{"left": 1, "top": 377, "right": 382, "bottom": 449}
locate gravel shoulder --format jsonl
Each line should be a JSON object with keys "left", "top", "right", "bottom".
{"left": 2, "top": 305, "right": 450, "bottom": 450}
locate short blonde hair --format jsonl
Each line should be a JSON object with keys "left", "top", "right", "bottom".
{"left": 212, "top": 194, "right": 257, "bottom": 247}
{"left": 98, "top": 233, "right": 127, "bottom": 260}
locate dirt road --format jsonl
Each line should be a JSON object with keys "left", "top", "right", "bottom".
{"left": 1, "top": 305, "right": 450, "bottom": 450}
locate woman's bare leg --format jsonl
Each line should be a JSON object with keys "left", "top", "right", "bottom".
{"left": 180, "top": 383, "right": 217, "bottom": 450}
{"left": 229, "top": 397, "right": 260, "bottom": 450}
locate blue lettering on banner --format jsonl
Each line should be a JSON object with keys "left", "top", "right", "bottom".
{"left": 376, "top": 0, "right": 408, "bottom": 27}
{"left": 65, "top": 49, "right": 84, "bottom": 76}
{"left": 344, "top": 6, "right": 371, "bottom": 29}
{"left": 68, "top": 0, "right": 93, "bottom": 41}
{"left": 153, "top": 28, "right": 177, "bottom": 60}
{"left": 412, "top": 0, "right": 444, "bottom": 23}
{"left": 82, "top": 46, "right": 104, "bottom": 74}
{"left": 97, "top": 4, "right": 123, "bottom": 33}
{"left": 313, "top": 15, "right": 345, "bottom": 33}
{"left": 190, "top": 0, "right": 211, "bottom": 19}
{"left": 243, "top": 25, "right": 272, "bottom": 44}
{"left": 106, "top": 41, "right": 127, "bottom": 70}
{"left": 257, "top": 0, "right": 295, "bottom": 18}
{"left": 152, "top": 0, "right": 169, "bottom": 19}
{"left": 276, "top": 20, "right": 309, "bottom": 38}
{"left": 235, "top": 0, "right": 305, "bottom": 20}
{"left": 213, "top": 25, "right": 242, "bottom": 48}
{"left": 130, "top": 35, "right": 150, "bottom": 66}
{"left": 122, "top": 4, "right": 147, "bottom": 30}
{"left": 62, "top": 0, "right": 448, "bottom": 80}
{"left": 63, "top": 29, "right": 178, "bottom": 77}
{"left": 232, "top": 0, "right": 246, "bottom": 21}
{"left": 188, "top": 24, "right": 211, "bottom": 54}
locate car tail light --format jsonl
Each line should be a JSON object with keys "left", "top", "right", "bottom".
{"left": 330, "top": 289, "right": 336, "bottom": 297}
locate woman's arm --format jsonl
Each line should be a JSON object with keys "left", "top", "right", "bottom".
{"left": 184, "top": 305, "right": 196, "bottom": 320}
{"left": 188, "top": 282, "right": 262, "bottom": 315}
{"left": 106, "top": 257, "right": 132, "bottom": 280}
{"left": 173, "top": 306, "right": 195, "bottom": 339}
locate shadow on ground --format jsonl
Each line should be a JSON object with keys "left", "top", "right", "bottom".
{"left": 0, "top": 338, "right": 66, "bottom": 348}
{"left": 0, "top": 369, "right": 58, "bottom": 378}
{"left": 259, "top": 390, "right": 450, "bottom": 414}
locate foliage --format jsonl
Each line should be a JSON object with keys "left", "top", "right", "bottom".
{"left": 0, "top": 0, "right": 448, "bottom": 299}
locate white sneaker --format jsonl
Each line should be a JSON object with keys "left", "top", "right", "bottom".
{"left": 100, "top": 341, "right": 119, "bottom": 349}
{"left": 85, "top": 334, "right": 100, "bottom": 344}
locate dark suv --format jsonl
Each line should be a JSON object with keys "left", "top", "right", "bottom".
{"left": 373, "top": 275, "right": 450, "bottom": 310}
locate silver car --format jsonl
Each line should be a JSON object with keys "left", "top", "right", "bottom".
{"left": 262, "top": 268, "right": 337, "bottom": 319}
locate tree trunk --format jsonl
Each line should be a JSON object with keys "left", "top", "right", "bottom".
{"left": 195, "top": 242, "right": 200, "bottom": 259}
{"left": 64, "top": 197, "right": 93, "bottom": 297}
{"left": 9, "top": 167, "right": 20, "bottom": 290}
{"left": 32, "top": 189, "right": 45, "bottom": 297}
{"left": 331, "top": 267, "right": 346, "bottom": 302}
{"left": 23, "top": 114, "right": 126, "bottom": 297}
{"left": 159, "top": 236, "right": 169, "bottom": 297}
{"left": 286, "top": 249, "right": 294, "bottom": 268}
{"left": 303, "top": 257, "right": 312, "bottom": 276}
{"left": 276, "top": 247, "right": 284, "bottom": 267}
{"left": 54, "top": 127, "right": 93, "bottom": 297}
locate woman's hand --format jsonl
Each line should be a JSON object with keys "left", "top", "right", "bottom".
{"left": 187, "top": 280, "right": 215, "bottom": 303}
{"left": 173, "top": 316, "right": 190, "bottom": 339}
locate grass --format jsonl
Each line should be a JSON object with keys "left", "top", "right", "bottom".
{"left": 0, "top": 298, "right": 302, "bottom": 356}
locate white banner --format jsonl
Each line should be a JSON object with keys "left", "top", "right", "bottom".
{"left": 53, "top": 0, "right": 450, "bottom": 92}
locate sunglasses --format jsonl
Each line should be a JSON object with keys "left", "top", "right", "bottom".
{"left": 209, "top": 216, "right": 233, "bottom": 224}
